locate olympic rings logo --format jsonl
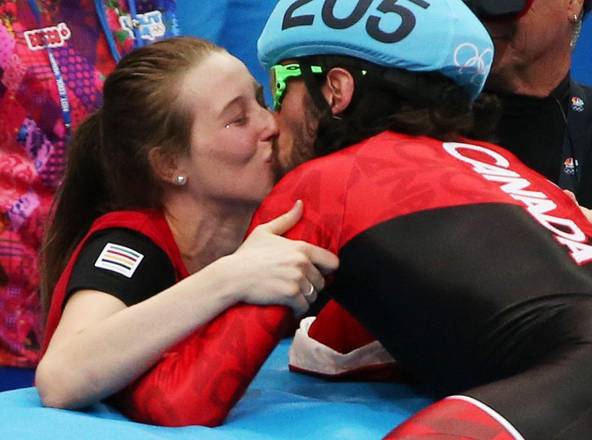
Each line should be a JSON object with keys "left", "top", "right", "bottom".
{"left": 453, "top": 42, "right": 494, "bottom": 86}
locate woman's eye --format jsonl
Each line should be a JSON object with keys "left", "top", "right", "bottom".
{"left": 225, "top": 116, "right": 248, "bottom": 128}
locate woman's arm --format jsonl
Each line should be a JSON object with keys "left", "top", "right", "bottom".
{"left": 36, "top": 262, "right": 242, "bottom": 409}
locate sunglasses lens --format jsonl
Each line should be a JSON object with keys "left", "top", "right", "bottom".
{"left": 269, "top": 64, "right": 323, "bottom": 110}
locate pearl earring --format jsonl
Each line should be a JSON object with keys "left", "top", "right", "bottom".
{"left": 174, "top": 175, "right": 187, "bottom": 186}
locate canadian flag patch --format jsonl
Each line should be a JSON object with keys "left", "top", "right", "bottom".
{"left": 95, "top": 243, "right": 144, "bottom": 278}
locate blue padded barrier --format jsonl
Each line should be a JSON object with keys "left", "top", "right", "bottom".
{"left": 0, "top": 339, "right": 431, "bottom": 439}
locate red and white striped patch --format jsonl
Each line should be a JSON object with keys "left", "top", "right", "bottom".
{"left": 95, "top": 243, "right": 144, "bottom": 278}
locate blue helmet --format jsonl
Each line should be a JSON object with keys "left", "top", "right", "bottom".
{"left": 258, "top": 0, "right": 494, "bottom": 101}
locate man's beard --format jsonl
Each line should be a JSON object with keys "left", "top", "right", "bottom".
{"left": 272, "top": 99, "right": 321, "bottom": 182}
{"left": 271, "top": 130, "right": 315, "bottom": 182}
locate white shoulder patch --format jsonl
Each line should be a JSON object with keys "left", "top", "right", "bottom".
{"left": 94, "top": 242, "right": 144, "bottom": 278}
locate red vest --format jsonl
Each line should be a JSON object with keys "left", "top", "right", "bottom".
{"left": 43, "top": 209, "right": 188, "bottom": 353}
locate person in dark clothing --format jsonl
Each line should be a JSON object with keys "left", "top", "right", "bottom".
{"left": 466, "top": 0, "right": 592, "bottom": 208}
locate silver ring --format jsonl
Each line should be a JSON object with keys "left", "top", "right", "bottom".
{"left": 304, "top": 283, "right": 315, "bottom": 298}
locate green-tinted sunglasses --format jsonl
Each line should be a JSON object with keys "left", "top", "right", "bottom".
{"left": 270, "top": 63, "right": 324, "bottom": 110}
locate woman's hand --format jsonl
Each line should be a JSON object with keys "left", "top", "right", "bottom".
{"left": 224, "top": 200, "right": 339, "bottom": 317}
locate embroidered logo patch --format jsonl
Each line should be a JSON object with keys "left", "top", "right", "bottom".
{"left": 95, "top": 243, "right": 144, "bottom": 278}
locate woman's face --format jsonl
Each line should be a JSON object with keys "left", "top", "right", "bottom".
{"left": 177, "top": 51, "right": 278, "bottom": 208}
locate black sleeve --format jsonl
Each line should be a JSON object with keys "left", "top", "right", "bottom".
{"left": 66, "top": 228, "right": 176, "bottom": 306}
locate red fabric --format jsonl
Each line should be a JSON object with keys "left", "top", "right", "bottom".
{"left": 308, "top": 299, "right": 376, "bottom": 354}
{"left": 249, "top": 133, "right": 534, "bottom": 256}
{"left": 42, "top": 210, "right": 188, "bottom": 353}
{"left": 252, "top": 132, "right": 592, "bottom": 251}
{"left": 384, "top": 397, "right": 518, "bottom": 439}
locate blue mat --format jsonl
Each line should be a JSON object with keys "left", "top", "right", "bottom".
{"left": 0, "top": 339, "right": 431, "bottom": 439}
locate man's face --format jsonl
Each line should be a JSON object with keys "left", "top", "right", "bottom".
{"left": 271, "top": 79, "right": 321, "bottom": 179}
{"left": 483, "top": 0, "right": 577, "bottom": 91}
